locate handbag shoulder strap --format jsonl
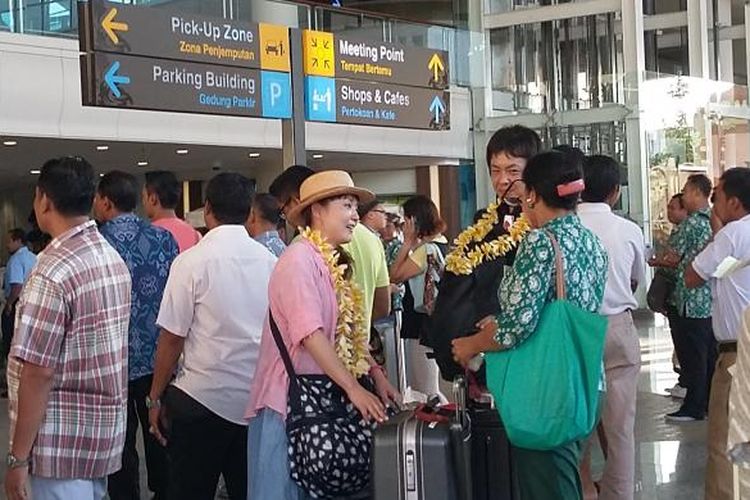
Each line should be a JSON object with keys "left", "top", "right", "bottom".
{"left": 268, "top": 311, "right": 297, "bottom": 380}
{"left": 543, "top": 230, "right": 566, "bottom": 300}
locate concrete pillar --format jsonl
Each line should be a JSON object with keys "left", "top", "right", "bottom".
{"left": 687, "top": 0, "right": 710, "bottom": 78}
{"left": 717, "top": 0, "right": 733, "bottom": 83}
{"left": 620, "top": 0, "right": 649, "bottom": 234}
{"left": 468, "top": 0, "right": 496, "bottom": 210}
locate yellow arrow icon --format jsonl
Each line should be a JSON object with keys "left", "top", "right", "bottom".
{"left": 428, "top": 53, "right": 445, "bottom": 81}
{"left": 102, "top": 8, "right": 128, "bottom": 45}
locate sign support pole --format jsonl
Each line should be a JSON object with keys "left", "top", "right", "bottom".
{"left": 282, "top": 28, "right": 307, "bottom": 168}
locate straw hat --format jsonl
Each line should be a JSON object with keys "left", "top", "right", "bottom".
{"left": 286, "top": 170, "right": 375, "bottom": 227}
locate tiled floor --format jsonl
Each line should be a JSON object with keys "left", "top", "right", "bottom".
{"left": 628, "top": 312, "right": 707, "bottom": 500}
{"left": 0, "top": 311, "right": 709, "bottom": 499}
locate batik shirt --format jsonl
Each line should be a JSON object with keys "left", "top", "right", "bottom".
{"left": 672, "top": 208, "right": 712, "bottom": 319}
{"left": 100, "top": 213, "right": 179, "bottom": 380}
{"left": 384, "top": 238, "right": 405, "bottom": 311}
{"left": 495, "top": 214, "right": 608, "bottom": 348}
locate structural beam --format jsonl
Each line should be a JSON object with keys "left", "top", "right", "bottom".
{"left": 643, "top": 11, "right": 688, "bottom": 31}
{"left": 484, "top": 0, "right": 619, "bottom": 30}
{"left": 478, "top": 105, "right": 631, "bottom": 132}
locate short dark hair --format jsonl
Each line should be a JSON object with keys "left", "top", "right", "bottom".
{"left": 686, "top": 174, "right": 712, "bottom": 198}
{"left": 402, "top": 195, "right": 446, "bottom": 238}
{"left": 8, "top": 228, "right": 27, "bottom": 244}
{"left": 145, "top": 171, "right": 181, "bottom": 209}
{"left": 523, "top": 150, "right": 584, "bottom": 210}
{"left": 552, "top": 145, "right": 586, "bottom": 166}
{"left": 670, "top": 193, "right": 685, "bottom": 208}
{"left": 206, "top": 173, "right": 254, "bottom": 225}
{"left": 486, "top": 126, "right": 542, "bottom": 169}
{"left": 37, "top": 157, "right": 96, "bottom": 217}
{"left": 720, "top": 167, "right": 750, "bottom": 212}
{"left": 98, "top": 171, "right": 138, "bottom": 212}
{"left": 581, "top": 155, "right": 621, "bottom": 203}
{"left": 357, "top": 199, "right": 382, "bottom": 218}
{"left": 252, "top": 193, "right": 282, "bottom": 225}
{"left": 269, "top": 165, "right": 315, "bottom": 205}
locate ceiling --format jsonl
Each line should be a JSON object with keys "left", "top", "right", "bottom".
{"left": 0, "top": 136, "right": 460, "bottom": 190}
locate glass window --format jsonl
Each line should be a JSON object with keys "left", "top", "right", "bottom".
{"left": 490, "top": 13, "right": 624, "bottom": 113}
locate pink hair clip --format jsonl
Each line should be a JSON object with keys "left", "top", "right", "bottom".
{"left": 557, "top": 179, "right": 585, "bottom": 197}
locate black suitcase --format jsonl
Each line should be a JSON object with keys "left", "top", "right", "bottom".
{"left": 469, "top": 402, "right": 515, "bottom": 500}
{"left": 372, "top": 379, "right": 471, "bottom": 500}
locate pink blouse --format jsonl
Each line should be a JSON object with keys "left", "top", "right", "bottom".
{"left": 245, "top": 239, "right": 338, "bottom": 419}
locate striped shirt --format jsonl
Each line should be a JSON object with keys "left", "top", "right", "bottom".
{"left": 8, "top": 220, "right": 132, "bottom": 479}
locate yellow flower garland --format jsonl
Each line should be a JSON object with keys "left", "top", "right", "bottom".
{"left": 301, "top": 227, "right": 371, "bottom": 377}
{"left": 445, "top": 203, "right": 531, "bottom": 275}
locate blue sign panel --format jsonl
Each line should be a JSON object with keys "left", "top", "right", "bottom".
{"left": 261, "top": 71, "right": 291, "bottom": 118}
{"left": 305, "top": 76, "right": 336, "bottom": 122}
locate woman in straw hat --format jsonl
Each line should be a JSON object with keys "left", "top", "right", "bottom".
{"left": 246, "top": 170, "right": 401, "bottom": 499}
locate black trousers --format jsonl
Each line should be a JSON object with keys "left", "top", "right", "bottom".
{"left": 2, "top": 303, "right": 16, "bottom": 358}
{"left": 108, "top": 374, "right": 168, "bottom": 500}
{"left": 164, "top": 386, "right": 247, "bottom": 500}
{"left": 674, "top": 316, "right": 716, "bottom": 417}
{"left": 665, "top": 305, "right": 685, "bottom": 387}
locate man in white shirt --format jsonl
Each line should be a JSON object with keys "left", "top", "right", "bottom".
{"left": 684, "top": 167, "right": 750, "bottom": 500}
{"left": 147, "top": 173, "right": 276, "bottom": 500}
{"left": 578, "top": 155, "right": 646, "bottom": 500}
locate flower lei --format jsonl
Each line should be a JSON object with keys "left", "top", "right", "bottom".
{"left": 444, "top": 203, "right": 531, "bottom": 275}
{"left": 301, "top": 227, "right": 371, "bottom": 377}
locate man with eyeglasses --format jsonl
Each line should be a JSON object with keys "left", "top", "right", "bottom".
{"left": 359, "top": 200, "right": 389, "bottom": 236}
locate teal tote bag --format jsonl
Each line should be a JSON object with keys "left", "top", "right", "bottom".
{"left": 485, "top": 233, "right": 608, "bottom": 451}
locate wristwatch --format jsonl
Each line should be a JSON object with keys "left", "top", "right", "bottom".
{"left": 145, "top": 395, "right": 161, "bottom": 410}
{"left": 6, "top": 453, "right": 30, "bottom": 469}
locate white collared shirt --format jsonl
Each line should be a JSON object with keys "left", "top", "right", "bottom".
{"left": 157, "top": 224, "right": 277, "bottom": 424}
{"left": 693, "top": 213, "right": 750, "bottom": 342}
{"left": 578, "top": 203, "right": 646, "bottom": 316}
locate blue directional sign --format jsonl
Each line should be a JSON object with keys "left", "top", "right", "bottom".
{"left": 305, "top": 76, "right": 336, "bottom": 122}
{"left": 429, "top": 95, "right": 446, "bottom": 124}
{"left": 82, "top": 52, "right": 292, "bottom": 119}
{"left": 261, "top": 71, "right": 291, "bottom": 119}
{"left": 304, "top": 78, "right": 449, "bottom": 130}
{"left": 104, "top": 61, "right": 130, "bottom": 98}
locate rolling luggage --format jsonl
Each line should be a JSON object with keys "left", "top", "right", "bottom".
{"left": 469, "top": 401, "right": 515, "bottom": 500}
{"left": 371, "top": 378, "right": 471, "bottom": 500}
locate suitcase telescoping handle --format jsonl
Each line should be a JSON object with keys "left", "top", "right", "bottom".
{"left": 452, "top": 375, "right": 468, "bottom": 428}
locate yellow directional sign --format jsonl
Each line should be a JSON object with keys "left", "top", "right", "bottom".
{"left": 303, "top": 30, "right": 335, "bottom": 77}
{"left": 259, "top": 23, "right": 290, "bottom": 72}
{"left": 101, "top": 7, "right": 128, "bottom": 45}
{"left": 428, "top": 53, "right": 445, "bottom": 82}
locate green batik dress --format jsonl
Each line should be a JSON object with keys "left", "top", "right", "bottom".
{"left": 672, "top": 208, "right": 712, "bottom": 318}
{"left": 493, "top": 213, "right": 608, "bottom": 500}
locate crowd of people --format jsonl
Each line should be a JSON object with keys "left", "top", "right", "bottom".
{"left": 1, "top": 124, "right": 750, "bottom": 500}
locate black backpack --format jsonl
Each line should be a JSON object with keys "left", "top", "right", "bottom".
{"left": 425, "top": 205, "right": 519, "bottom": 381}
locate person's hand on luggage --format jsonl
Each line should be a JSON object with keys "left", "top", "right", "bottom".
{"left": 371, "top": 366, "right": 402, "bottom": 411}
{"left": 348, "top": 384, "right": 387, "bottom": 423}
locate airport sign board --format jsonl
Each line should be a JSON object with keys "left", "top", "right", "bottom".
{"left": 81, "top": 52, "right": 291, "bottom": 119}
{"left": 302, "top": 30, "right": 448, "bottom": 89}
{"left": 80, "top": 0, "right": 290, "bottom": 72}
{"left": 305, "top": 76, "right": 449, "bottom": 130}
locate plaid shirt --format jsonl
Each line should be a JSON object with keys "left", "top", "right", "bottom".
{"left": 8, "top": 220, "right": 131, "bottom": 479}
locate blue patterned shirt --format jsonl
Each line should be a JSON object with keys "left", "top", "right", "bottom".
{"left": 254, "top": 230, "right": 287, "bottom": 257}
{"left": 100, "top": 214, "right": 178, "bottom": 380}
